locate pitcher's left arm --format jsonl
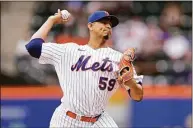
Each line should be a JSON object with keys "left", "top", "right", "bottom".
{"left": 125, "top": 78, "right": 143, "bottom": 101}
{"left": 117, "top": 48, "right": 143, "bottom": 101}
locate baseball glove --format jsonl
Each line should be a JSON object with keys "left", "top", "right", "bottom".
{"left": 118, "top": 48, "right": 135, "bottom": 85}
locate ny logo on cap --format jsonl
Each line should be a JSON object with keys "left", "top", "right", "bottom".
{"left": 104, "top": 11, "right": 109, "bottom": 16}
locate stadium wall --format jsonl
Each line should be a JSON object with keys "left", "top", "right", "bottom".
{"left": 1, "top": 86, "right": 192, "bottom": 128}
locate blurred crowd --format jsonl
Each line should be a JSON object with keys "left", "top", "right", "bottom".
{"left": 4, "top": 1, "right": 192, "bottom": 86}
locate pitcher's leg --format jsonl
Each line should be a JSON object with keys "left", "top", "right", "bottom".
{"left": 92, "top": 112, "right": 118, "bottom": 128}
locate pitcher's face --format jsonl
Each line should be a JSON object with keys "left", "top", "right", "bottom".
{"left": 88, "top": 18, "right": 112, "bottom": 40}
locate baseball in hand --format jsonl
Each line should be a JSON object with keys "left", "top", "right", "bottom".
{"left": 61, "top": 10, "right": 71, "bottom": 20}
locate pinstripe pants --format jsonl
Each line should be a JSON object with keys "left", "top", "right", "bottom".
{"left": 49, "top": 104, "right": 118, "bottom": 128}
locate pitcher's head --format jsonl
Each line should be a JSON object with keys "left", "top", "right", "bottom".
{"left": 87, "top": 11, "right": 119, "bottom": 40}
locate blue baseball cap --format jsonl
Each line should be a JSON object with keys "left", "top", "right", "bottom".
{"left": 88, "top": 11, "right": 119, "bottom": 28}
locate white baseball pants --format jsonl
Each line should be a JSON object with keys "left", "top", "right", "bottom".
{"left": 49, "top": 104, "right": 118, "bottom": 128}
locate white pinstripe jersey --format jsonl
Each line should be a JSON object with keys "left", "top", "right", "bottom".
{"left": 39, "top": 42, "right": 142, "bottom": 116}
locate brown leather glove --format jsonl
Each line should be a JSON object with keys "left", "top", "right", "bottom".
{"left": 118, "top": 48, "right": 135, "bottom": 85}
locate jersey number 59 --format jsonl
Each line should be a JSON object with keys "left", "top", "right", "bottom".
{"left": 99, "top": 77, "right": 116, "bottom": 91}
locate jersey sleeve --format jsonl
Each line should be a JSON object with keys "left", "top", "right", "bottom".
{"left": 39, "top": 43, "right": 66, "bottom": 66}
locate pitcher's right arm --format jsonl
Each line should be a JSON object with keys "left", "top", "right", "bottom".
{"left": 25, "top": 9, "right": 70, "bottom": 59}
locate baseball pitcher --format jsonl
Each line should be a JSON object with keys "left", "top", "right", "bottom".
{"left": 25, "top": 9, "right": 143, "bottom": 128}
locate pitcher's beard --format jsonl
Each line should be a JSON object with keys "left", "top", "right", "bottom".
{"left": 103, "top": 35, "right": 109, "bottom": 40}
